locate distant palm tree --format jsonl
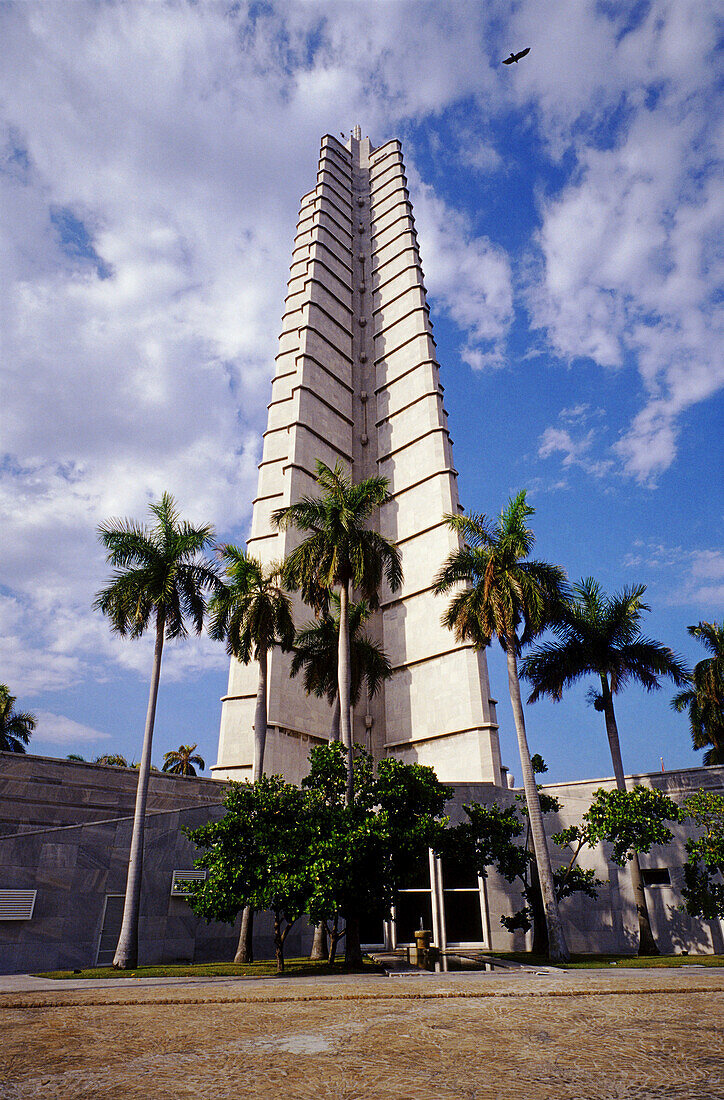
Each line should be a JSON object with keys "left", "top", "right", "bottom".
{"left": 208, "top": 547, "right": 295, "bottom": 782}
{"left": 291, "top": 595, "right": 392, "bottom": 741}
{"left": 162, "top": 743, "right": 206, "bottom": 776}
{"left": 273, "top": 461, "right": 402, "bottom": 805}
{"left": 94, "top": 753, "right": 129, "bottom": 767}
{"left": 521, "top": 577, "right": 689, "bottom": 955}
{"left": 434, "top": 490, "right": 571, "bottom": 963}
{"left": 672, "top": 621, "right": 724, "bottom": 766}
{"left": 94, "top": 491, "right": 218, "bottom": 969}
{"left": 0, "top": 685, "right": 36, "bottom": 753}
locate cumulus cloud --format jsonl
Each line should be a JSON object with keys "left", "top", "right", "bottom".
{"left": 538, "top": 407, "right": 612, "bottom": 477}
{"left": 0, "top": 1, "right": 514, "bottom": 695}
{"left": 623, "top": 541, "right": 724, "bottom": 606}
{"left": 521, "top": 0, "right": 723, "bottom": 482}
{"left": 32, "top": 712, "right": 112, "bottom": 748}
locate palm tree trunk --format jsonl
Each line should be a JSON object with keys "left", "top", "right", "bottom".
{"left": 505, "top": 637, "right": 570, "bottom": 963}
{"left": 330, "top": 694, "right": 341, "bottom": 742}
{"left": 338, "top": 580, "right": 353, "bottom": 805}
{"left": 252, "top": 647, "right": 268, "bottom": 782}
{"left": 600, "top": 675, "right": 659, "bottom": 956}
{"left": 233, "top": 650, "right": 269, "bottom": 966}
{"left": 113, "top": 609, "right": 165, "bottom": 969}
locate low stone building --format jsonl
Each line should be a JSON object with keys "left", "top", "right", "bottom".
{"left": 1, "top": 751, "right": 722, "bottom": 973}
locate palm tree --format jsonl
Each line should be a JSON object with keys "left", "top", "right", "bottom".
{"left": 672, "top": 621, "right": 724, "bottom": 766}
{"left": 520, "top": 577, "right": 689, "bottom": 955}
{"left": 0, "top": 685, "right": 36, "bottom": 753}
{"left": 95, "top": 753, "right": 129, "bottom": 767}
{"left": 433, "top": 490, "right": 571, "bottom": 963}
{"left": 94, "top": 491, "right": 218, "bottom": 969}
{"left": 207, "top": 546, "right": 295, "bottom": 965}
{"left": 273, "top": 461, "right": 402, "bottom": 804}
{"left": 208, "top": 546, "right": 295, "bottom": 781}
{"left": 291, "top": 595, "right": 392, "bottom": 741}
{"left": 162, "top": 743, "right": 206, "bottom": 776}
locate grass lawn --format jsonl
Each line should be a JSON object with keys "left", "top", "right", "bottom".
{"left": 487, "top": 951, "right": 724, "bottom": 969}
{"left": 36, "top": 956, "right": 384, "bottom": 980}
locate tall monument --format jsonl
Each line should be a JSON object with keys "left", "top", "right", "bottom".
{"left": 213, "top": 128, "right": 503, "bottom": 787}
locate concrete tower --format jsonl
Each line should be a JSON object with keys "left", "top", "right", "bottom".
{"left": 214, "top": 130, "right": 503, "bottom": 787}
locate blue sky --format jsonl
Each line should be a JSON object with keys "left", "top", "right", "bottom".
{"left": 0, "top": 1, "right": 721, "bottom": 783}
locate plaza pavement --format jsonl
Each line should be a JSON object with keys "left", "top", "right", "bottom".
{"left": 1, "top": 966, "right": 722, "bottom": 1098}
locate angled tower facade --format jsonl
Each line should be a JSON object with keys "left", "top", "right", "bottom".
{"left": 214, "top": 129, "right": 503, "bottom": 787}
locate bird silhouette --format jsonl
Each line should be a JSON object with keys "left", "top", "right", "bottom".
{"left": 502, "top": 47, "right": 531, "bottom": 65}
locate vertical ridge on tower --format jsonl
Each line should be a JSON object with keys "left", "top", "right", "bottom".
{"left": 214, "top": 131, "right": 503, "bottom": 787}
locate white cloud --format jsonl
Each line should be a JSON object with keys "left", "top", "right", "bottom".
{"left": 408, "top": 169, "right": 513, "bottom": 369}
{"left": 33, "top": 712, "right": 111, "bottom": 748}
{"left": 521, "top": 1, "right": 723, "bottom": 483}
{"left": 623, "top": 541, "right": 724, "bottom": 607}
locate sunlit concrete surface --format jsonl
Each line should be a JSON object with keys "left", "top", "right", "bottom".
{"left": 1, "top": 967, "right": 722, "bottom": 1098}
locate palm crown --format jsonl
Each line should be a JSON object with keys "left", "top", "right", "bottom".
{"left": 93, "top": 491, "right": 219, "bottom": 639}
{"left": 433, "top": 490, "right": 568, "bottom": 651}
{"left": 671, "top": 620, "right": 723, "bottom": 764}
{"left": 162, "top": 743, "right": 206, "bottom": 777}
{"left": 273, "top": 461, "right": 402, "bottom": 611}
{"left": 0, "top": 685, "right": 36, "bottom": 754}
{"left": 521, "top": 578, "right": 689, "bottom": 703}
{"left": 291, "top": 595, "right": 392, "bottom": 707}
{"left": 208, "top": 547, "right": 295, "bottom": 661}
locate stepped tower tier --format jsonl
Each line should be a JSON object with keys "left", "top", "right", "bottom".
{"left": 213, "top": 129, "right": 503, "bottom": 787}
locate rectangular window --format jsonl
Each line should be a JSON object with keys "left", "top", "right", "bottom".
{"left": 170, "top": 870, "right": 207, "bottom": 896}
{"left": 641, "top": 868, "right": 671, "bottom": 886}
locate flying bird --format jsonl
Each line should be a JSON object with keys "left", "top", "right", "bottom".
{"left": 502, "top": 47, "right": 531, "bottom": 65}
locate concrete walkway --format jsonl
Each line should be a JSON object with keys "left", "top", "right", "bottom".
{"left": 1, "top": 967, "right": 722, "bottom": 1098}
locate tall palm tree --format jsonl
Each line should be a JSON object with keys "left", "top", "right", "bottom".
{"left": 433, "top": 490, "right": 571, "bottom": 963}
{"left": 672, "top": 621, "right": 724, "bottom": 766}
{"left": 291, "top": 595, "right": 392, "bottom": 741}
{"left": 208, "top": 546, "right": 295, "bottom": 966}
{"left": 273, "top": 461, "right": 402, "bottom": 804}
{"left": 208, "top": 546, "right": 295, "bottom": 782}
{"left": 520, "top": 577, "right": 689, "bottom": 955}
{"left": 94, "top": 491, "right": 218, "bottom": 969}
{"left": 162, "top": 743, "right": 206, "bottom": 776}
{"left": 0, "top": 685, "right": 36, "bottom": 753}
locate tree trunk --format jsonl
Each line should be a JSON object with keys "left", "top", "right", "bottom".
{"left": 506, "top": 637, "right": 570, "bottom": 963}
{"left": 330, "top": 694, "right": 341, "bottom": 742}
{"left": 338, "top": 580, "right": 353, "bottom": 804}
{"left": 310, "top": 921, "right": 328, "bottom": 961}
{"left": 600, "top": 675, "right": 660, "bottom": 956}
{"left": 529, "top": 859, "right": 549, "bottom": 957}
{"left": 234, "top": 907, "right": 254, "bottom": 964}
{"left": 345, "top": 912, "right": 363, "bottom": 968}
{"left": 274, "top": 912, "right": 285, "bottom": 974}
{"left": 252, "top": 647, "right": 268, "bottom": 782}
{"left": 328, "top": 916, "right": 342, "bottom": 965}
{"left": 113, "top": 609, "right": 165, "bottom": 969}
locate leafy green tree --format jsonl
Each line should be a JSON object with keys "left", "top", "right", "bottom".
{"left": 162, "top": 743, "right": 205, "bottom": 776}
{"left": 302, "top": 743, "right": 451, "bottom": 966}
{"left": 291, "top": 595, "right": 392, "bottom": 741}
{"left": 208, "top": 547, "right": 295, "bottom": 781}
{"left": 66, "top": 753, "right": 86, "bottom": 762}
{"left": 680, "top": 790, "right": 724, "bottom": 919}
{"left": 273, "top": 461, "right": 402, "bottom": 802}
{"left": 94, "top": 491, "right": 218, "bottom": 969}
{"left": 433, "top": 490, "right": 571, "bottom": 962}
{"left": 520, "top": 577, "right": 689, "bottom": 955}
{"left": 672, "top": 621, "right": 724, "bottom": 765}
{"left": 187, "top": 775, "right": 314, "bottom": 973}
{"left": 0, "top": 685, "right": 36, "bottom": 753}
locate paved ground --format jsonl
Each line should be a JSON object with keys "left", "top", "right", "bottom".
{"left": 1, "top": 967, "right": 722, "bottom": 1098}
